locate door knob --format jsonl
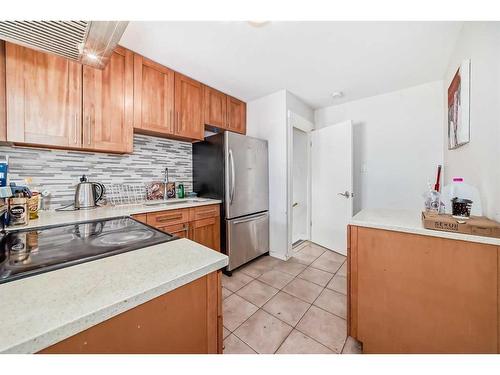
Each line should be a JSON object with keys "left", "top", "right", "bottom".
{"left": 338, "top": 191, "right": 352, "bottom": 198}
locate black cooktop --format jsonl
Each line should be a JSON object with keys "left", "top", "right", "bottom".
{"left": 0, "top": 216, "right": 177, "bottom": 284}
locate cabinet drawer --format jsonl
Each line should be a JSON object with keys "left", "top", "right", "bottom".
{"left": 147, "top": 209, "right": 189, "bottom": 227}
{"left": 158, "top": 223, "right": 190, "bottom": 239}
{"left": 190, "top": 205, "right": 220, "bottom": 221}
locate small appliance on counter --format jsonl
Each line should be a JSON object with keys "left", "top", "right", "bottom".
{"left": 74, "top": 175, "right": 105, "bottom": 209}
{"left": 56, "top": 175, "right": 105, "bottom": 211}
{"left": 0, "top": 216, "right": 177, "bottom": 284}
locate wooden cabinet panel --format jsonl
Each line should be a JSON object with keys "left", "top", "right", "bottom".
{"left": 141, "top": 205, "right": 220, "bottom": 251}
{"left": 83, "top": 46, "right": 134, "bottom": 153}
{"left": 40, "top": 273, "right": 221, "bottom": 354}
{"left": 146, "top": 208, "right": 190, "bottom": 227}
{"left": 174, "top": 73, "right": 204, "bottom": 140}
{"left": 190, "top": 217, "right": 220, "bottom": 252}
{"left": 6, "top": 42, "right": 82, "bottom": 148}
{"left": 0, "top": 41, "right": 6, "bottom": 142}
{"left": 226, "top": 96, "right": 246, "bottom": 134}
{"left": 133, "top": 55, "right": 175, "bottom": 136}
{"left": 190, "top": 204, "right": 220, "bottom": 221}
{"left": 158, "top": 223, "right": 190, "bottom": 239}
{"left": 352, "top": 227, "right": 498, "bottom": 353}
{"left": 203, "top": 85, "right": 226, "bottom": 128}
{"left": 131, "top": 213, "right": 147, "bottom": 224}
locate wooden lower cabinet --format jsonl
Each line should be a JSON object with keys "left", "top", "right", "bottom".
{"left": 348, "top": 225, "right": 499, "bottom": 353}
{"left": 191, "top": 217, "right": 221, "bottom": 252}
{"left": 40, "top": 271, "right": 223, "bottom": 354}
{"left": 133, "top": 204, "right": 221, "bottom": 252}
{"left": 160, "top": 223, "right": 190, "bottom": 239}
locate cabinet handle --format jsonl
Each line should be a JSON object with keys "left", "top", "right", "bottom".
{"left": 176, "top": 112, "right": 180, "bottom": 132}
{"left": 74, "top": 114, "right": 78, "bottom": 144}
{"left": 85, "top": 115, "right": 92, "bottom": 146}
{"left": 156, "top": 214, "right": 182, "bottom": 223}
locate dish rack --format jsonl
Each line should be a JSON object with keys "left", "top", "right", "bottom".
{"left": 105, "top": 183, "right": 147, "bottom": 206}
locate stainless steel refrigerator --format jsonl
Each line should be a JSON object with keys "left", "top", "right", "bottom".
{"left": 193, "top": 131, "right": 269, "bottom": 273}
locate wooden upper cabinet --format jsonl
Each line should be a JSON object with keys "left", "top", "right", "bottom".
{"left": 174, "top": 73, "right": 204, "bottom": 141}
{"left": 133, "top": 54, "right": 175, "bottom": 136}
{"left": 5, "top": 42, "right": 82, "bottom": 148}
{"left": 83, "top": 46, "right": 134, "bottom": 153}
{"left": 203, "top": 85, "right": 226, "bottom": 129}
{"left": 226, "top": 96, "right": 246, "bottom": 134}
{"left": 0, "top": 41, "right": 6, "bottom": 142}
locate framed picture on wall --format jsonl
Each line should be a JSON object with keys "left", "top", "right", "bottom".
{"left": 448, "top": 59, "right": 471, "bottom": 150}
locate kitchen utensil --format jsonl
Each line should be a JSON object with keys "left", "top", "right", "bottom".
{"left": 452, "top": 197, "right": 473, "bottom": 219}
{"left": 74, "top": 175, "right": 105, "bottom": 209}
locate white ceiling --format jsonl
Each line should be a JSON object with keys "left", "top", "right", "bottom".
{"left": 120, "top": 21, "right": 463, "bottom": 109}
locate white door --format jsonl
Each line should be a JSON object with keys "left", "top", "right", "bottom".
{"left": 292, "top": 127, "right": 309, "bottom": 244}
{"left": 311, "top": 121, "right": 353, "bottom": 255}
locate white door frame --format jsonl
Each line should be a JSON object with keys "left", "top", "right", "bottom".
{"left": 286, "top": 110, "right": 314, "bottom": 258}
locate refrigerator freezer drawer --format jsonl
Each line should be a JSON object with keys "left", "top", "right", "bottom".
{"left": 226, "top": 211, "right": 269, "bottom": 271}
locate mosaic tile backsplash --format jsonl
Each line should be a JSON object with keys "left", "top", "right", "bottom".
{"left": 0, "top": 134, "right": 193, "bottom": 209}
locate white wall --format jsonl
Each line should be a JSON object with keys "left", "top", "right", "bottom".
{"left": 443, "top": 22, "right": 500, "bottom": 221}
{"left": 247, "top": 90, "right": 288, "bottom": 259}
{"left": 315, "top": 81, "right": 444, "bottom": 214}
{"left": 287, "top": 91, "right": 315, "bottom": 123}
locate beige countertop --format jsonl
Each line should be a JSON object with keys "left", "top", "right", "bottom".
{"left": 0, "top": 238, "right": 228, "bottom": 353}
{"left": 0, "top": 198, "right": 227, "bottom": 353}
{"left": 350, "top": 208, "right": 500, "bottom": 246}
{"left": 6, "top": 198, "right": 222, "bottom": 231}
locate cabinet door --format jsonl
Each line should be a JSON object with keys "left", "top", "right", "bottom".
{"left": 354, "top": 227, "right": 498, "bottom": 353}
{"left": 83, "top": 46, "right": 134, "bottom": 153}
{"left": 174, "top": 73, "right": 204, "bottom": 140}
{"left": 158, "top": 223, "right": 190, "bottom": 239}
{"left": 190, "top": 217, "right": 220, "bottom": 251}
{"left": 133, "top": 54, "right": 175, "bottom": 135}
{"left": 6, "top": 42, "right": 81, "bottom": 147}
{"left": 226, "top": 96, "right": 246, "bottom": 134}
{"left": 203, "top": 85, "right": 226, "bottom": 129}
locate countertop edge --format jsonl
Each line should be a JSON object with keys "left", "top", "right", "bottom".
{"left": 2, "top": 257, "right": 227, "bottom": 354}
{"left": 350, "top": 217, "right": 500, "bottom": 247}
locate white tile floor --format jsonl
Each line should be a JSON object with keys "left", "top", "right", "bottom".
{"left": 222, "top": 241, "right": 362, "bottom": 354}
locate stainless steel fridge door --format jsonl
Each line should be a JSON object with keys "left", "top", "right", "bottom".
{"left": 226, "top": 211, "right": 269, "bottom": 271}
{"left": 224, "top": 132, "right": 269, "bottom": 219}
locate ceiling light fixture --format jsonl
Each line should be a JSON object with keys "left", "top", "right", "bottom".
{"left": 85, "top": 52, "right": 99, "bottom": 61}
{"left": 332, "top": 91, "right": 344, "bottom": 99}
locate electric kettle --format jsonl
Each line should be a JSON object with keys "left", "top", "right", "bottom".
{"left": 74, "top": 175, "right": 105, "bottom": 209}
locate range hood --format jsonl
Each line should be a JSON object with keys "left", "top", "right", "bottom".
{"left": 0, "top": 21, "right": 128, "bottom": 69}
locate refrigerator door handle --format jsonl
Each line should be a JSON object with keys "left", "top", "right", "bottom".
{"left": 229, "top": 148, "right": 235, "bottom": 204}
{"left": 232, "top": 212, "right": 268, "bottom": 224}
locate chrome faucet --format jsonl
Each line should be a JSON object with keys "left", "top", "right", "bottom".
{"left": 163, "top": 167, "right": 169, "bottom": 200}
